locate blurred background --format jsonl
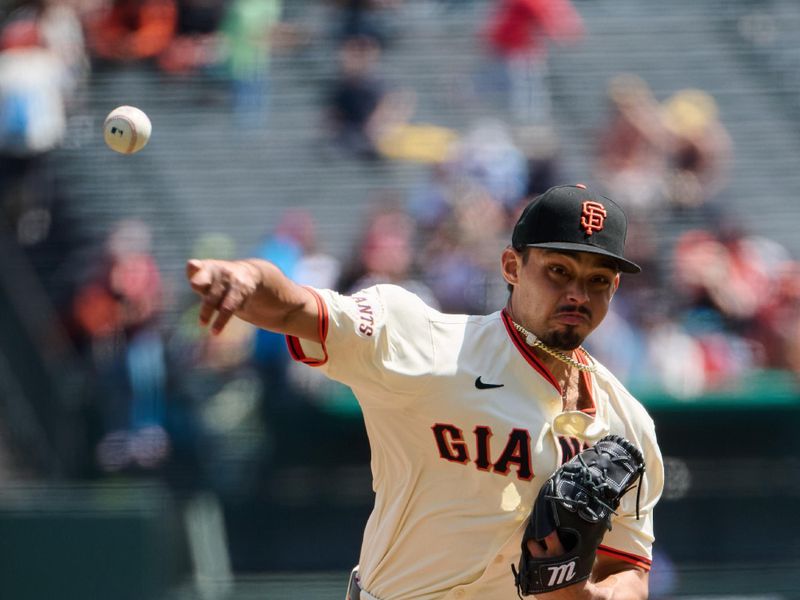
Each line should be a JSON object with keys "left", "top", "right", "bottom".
{"left": 0, "top": 0, "right": 798, "bottom": 598}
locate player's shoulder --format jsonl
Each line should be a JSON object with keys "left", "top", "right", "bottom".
{"left": 361, "top": 283, "right": 440, "bottom": 317}
{"left": 330, "top": 283, "right": 503, "bottom": 340}
{"left": 334, "top": 283, "right": 444, "bottom": 335}
{"left": 367, "top": 284, "right": 497, "bottom": 323}
{"left": 324, "top": 283, "right": 427, "bottom": 313}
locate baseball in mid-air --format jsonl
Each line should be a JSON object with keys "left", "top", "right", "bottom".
{"left": 103, "top": 105, "right": 152, "bottom": 154}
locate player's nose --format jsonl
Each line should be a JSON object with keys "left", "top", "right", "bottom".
{"left": 563, "top": 280, "right": 589, "bottom": 304}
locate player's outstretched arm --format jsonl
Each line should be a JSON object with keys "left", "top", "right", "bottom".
{"left": 186, "top": 258, "right": 319, "bottom": 341}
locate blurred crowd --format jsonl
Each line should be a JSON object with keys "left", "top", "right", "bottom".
{"left": 0, "top": 0, "right": 799, "bottom": 489}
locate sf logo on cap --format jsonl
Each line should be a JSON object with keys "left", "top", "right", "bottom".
{"left": 580, "top": 201, "right": 607, "bottom": 236}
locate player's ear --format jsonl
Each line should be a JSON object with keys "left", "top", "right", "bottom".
{"left": 612, "top": 273, "right": 621, "bottom": 295}
{"left": 501, "top": 246, "right": 521, "bottom": 287}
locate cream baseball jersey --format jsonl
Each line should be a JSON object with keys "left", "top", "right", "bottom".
{"left": 286, "top": 284, "right": 664, "bottom": 600}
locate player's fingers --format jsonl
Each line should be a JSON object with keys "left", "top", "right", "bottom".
{"left": 210, "top": 284, "right": 246, "bottom": 334}
{"left": 526, "top": 531, "right": 565, "bottom": 558}
{"left": 526, "top": 539, "right": 549, "bottom": 558}
{"left": 198, "top": 272, "right": 230, "bottom": 325}
{"left": 543, "top": 531, "right": 566, "bottom": 556}
{"left": 210, "top": 308, "right": 234, "bottom": 335}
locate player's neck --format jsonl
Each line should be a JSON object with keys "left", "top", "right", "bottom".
{"left": 505, "top": 307, "right": 589, "bottom": 410}
{"left": 505, "top": 308, "right": 593, "bottom": 374}
{"left": 543, "top": 354, "right": 571, "bottom": 379}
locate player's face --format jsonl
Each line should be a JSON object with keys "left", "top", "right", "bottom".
{"left": 503, "top": 248, "right": 621, "bottom": 350}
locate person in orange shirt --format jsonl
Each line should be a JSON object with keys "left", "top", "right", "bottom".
{"left": 84, "top": 0, "right": 177, "bottom": 63}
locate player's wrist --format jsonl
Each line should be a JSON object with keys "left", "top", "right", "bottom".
{"left": 579, "top": 580, "right": 612, "bottom": 600}
{"left": 238, "top": 259, "right": 266, "bottom": 287}
{"left": 533, "top": 580, "right": 605, "bottom": 600}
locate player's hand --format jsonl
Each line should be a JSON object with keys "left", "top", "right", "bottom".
{"left": 186, "top": 259, "right": 261, "bottom": 335}
{"left": 526, "top": 531, "right": 566, "bottom": 558}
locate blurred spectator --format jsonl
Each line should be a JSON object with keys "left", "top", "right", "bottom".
{"left": 407, "top": 120, "right": 534, "bottom": 232}
{"left": 584, "top": 304, "right": 649, "bottom": 391}
{"left": 325, "top": 35, "right": 414, "bottom": 160}
{"left": 83, "top": 0, "right": 178, "bottom": 65}
{"left": 594, "top": 74, "right": 670, "bottom": 214}
{"left": 763, "top": 262, "right": 800, "bottom": 377}
{"left": 668, "top": 225, "right": 796, "bottom": 389}
{"left": 421, "top": 188, "right": 507, "bottom": 314}
{"left": 587, "top": 216, "right": 800, "bottom": 396}
{"left": 403, "top": 120, "right": 530, "bottom": 313}
{"left": 644, "top": 316, "right": 708, "bottom": 398}
{"left": 515, "top": 124, "right": 562, "bottom": 200}
{"left": 661, "top": 89, "right": 733, "bottom": 210}
{"left": 407, "top": 162, "right": 454, "bottom": 231}
{"left": 482, "top": 0, "right": 584, "bottom": 125}
{"left": 0, "top": 7, "right": 70, "bottom": 245}
{"left": 375, "top": 120, "right": 456, "bottom": 164}
{"left": 218, "top": 0, "right": 282, "bottom": 124}
{"left": 449, "top": 119, "right": 528, "bottom": 211}
{"left": 339, "top": 203, "right": 437, "bottom": 307}
{"left": 588, "top": 292, "right": 710, "bottom": 398}
{"left": 328, "top": 0, "right": 404, "bottom": 47}
{"left": 673, "top": 226, "right": 785, "bottom": 323}
{"left": 37, "top": 0, "right": 89, "bottom": 106}
{"left": 68, "top": 219, "right": 169, "bottom": 473}
{"left": 157, "top": 0, "right": 226, "bottom": 75}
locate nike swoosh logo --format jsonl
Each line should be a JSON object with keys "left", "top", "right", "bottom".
{"left": 475, "top": 376, "right": 504, "bottom": 390}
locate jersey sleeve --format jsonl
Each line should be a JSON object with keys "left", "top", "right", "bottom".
{"left": 285, "top": 284, "right": 437, "bottom": 406}
{"left": 597, "top": 416, "right": 664, "bottom": 571}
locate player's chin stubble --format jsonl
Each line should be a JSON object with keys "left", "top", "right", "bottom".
{"left": 541, "top": 328, "right": 584, "bottom": 351}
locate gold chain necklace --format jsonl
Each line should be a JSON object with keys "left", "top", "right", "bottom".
{"left": 512, "top": 321, "right": 598, "bottom": 373}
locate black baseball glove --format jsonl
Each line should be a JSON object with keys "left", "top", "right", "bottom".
{"left": 512, "top": 435, "right": 645, "bottom": 596}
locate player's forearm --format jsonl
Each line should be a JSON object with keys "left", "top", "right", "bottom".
{"left": 236, "top": 259, "right": 319, "bottom": 339}
{"left": 186, "top": 257, "right": 320, "bottom": 340}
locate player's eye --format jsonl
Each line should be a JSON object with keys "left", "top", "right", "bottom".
{"left": 549, "top": 265, "right": 568, "bottom": 276}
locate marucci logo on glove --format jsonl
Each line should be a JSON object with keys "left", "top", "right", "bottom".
{"left": 544, "top": 559, "right": 578, "bottom": 587}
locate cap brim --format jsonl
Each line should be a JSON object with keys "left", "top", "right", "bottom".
{"left": 522, "top": 241, "right": 642, "bottom": 274}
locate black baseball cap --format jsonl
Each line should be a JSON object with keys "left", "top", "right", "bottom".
{"left": 512, "top": 184, "right": 641, "bottom": 274}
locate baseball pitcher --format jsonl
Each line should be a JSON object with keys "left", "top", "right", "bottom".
{"left": 187, "top": 184, "right": 664, "bottom": 599}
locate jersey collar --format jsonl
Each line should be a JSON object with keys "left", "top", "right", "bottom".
{"left": 500, "top": 309, "right": 596, "bottom": 414}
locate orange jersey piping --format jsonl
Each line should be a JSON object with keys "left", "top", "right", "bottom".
{"left": 597, "top": 545, "right": 652, "bottom": 571}
{"left": 285, "top": 287, "right": 329, "bottom": 367}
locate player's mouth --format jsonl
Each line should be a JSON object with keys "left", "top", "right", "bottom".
{"left": 553, "top": 309, "right": 591, "bottom": 325}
